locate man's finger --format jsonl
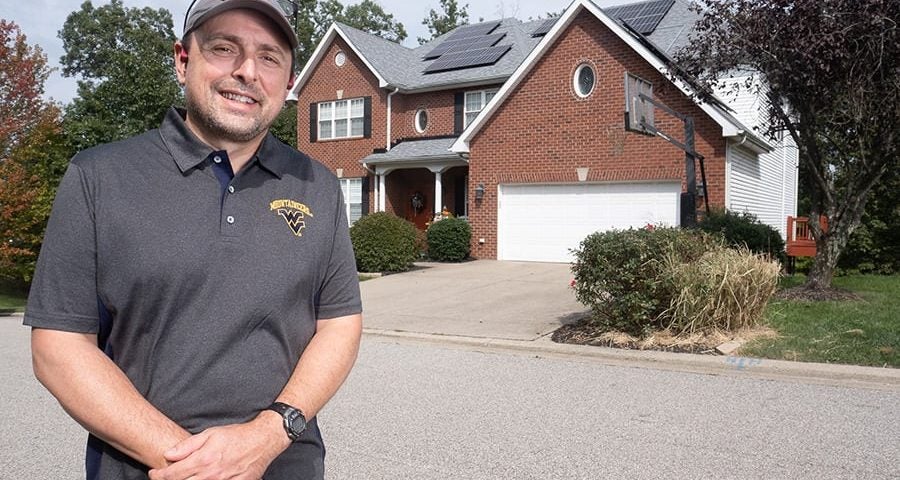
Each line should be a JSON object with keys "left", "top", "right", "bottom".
{"left": 163, "top": 430, "right": 210, "bottom": 462}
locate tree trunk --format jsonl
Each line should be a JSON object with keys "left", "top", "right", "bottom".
{"left": 806, "top": 203, "right": 865, "bottom": 290}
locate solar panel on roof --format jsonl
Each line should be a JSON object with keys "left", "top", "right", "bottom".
{"left": 424, "top": 32, "right": 506, "bottom": 59}
{"left": 605, "top": 0, "right": 674, "bottom": 35}
{"left": 423, "top": 44, "right": 511, "bottom": 73}
{"left": 444, "top": 20, "right": 501, "bottom": 41}
{"left": 531, "top": 17, "right": 558, "bottom": 37}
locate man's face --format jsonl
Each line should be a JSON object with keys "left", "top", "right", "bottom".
{"left": 175, "top": 9, "right": 292, "bottom": 145}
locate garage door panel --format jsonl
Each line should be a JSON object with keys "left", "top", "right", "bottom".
{"left": 498, "top": 183, "right": 681, "bottom": 262}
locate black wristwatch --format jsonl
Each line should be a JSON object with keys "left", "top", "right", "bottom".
{"left": 267, "top": 402, "right": 307, "bottom": 442}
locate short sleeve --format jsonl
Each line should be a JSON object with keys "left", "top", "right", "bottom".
{"left": 24, "top": 162, "right": 100, "bottom": 332}
{"left": 314, "top": 186, "right": 362, "bottom": 320}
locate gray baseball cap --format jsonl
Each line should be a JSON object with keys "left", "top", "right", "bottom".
{"left": 183, "top": 0, "right": 299, "bottom": 50}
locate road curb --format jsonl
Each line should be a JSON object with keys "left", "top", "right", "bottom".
{"left": 363, "top": 328, "right": 900, "bottom": 391}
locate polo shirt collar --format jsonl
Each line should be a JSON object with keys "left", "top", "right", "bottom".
{"left": 160, "top": 107, "right": 286, "bottom": 179}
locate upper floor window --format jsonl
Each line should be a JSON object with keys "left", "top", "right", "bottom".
{"left": 464, "top": 89, "right": 498, "bottom": 127}
{"left": 318, "top": 98, "right": 365, "bottom": 140}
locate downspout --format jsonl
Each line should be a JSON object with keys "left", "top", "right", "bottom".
{"left": 386, "top": 87, "right": 399, "bottom": 151}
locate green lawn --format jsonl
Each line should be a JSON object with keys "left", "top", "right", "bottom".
{"left": 742, "top": 275, "right": 900, "bottom": 368}
{"left": 0, "top": 288, "right": 27, "bottom": 312}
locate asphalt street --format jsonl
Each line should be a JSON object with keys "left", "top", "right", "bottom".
{"left": 3, "top": 316, "right": 899, "bottom": 479}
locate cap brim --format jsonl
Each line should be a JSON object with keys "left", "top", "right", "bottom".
{"left": 186, "top": 0, "right": 298, "bottom": 50}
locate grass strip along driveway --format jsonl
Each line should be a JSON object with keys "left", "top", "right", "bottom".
{"left": 744, "top": 275, "right": 899, "bottom": 368}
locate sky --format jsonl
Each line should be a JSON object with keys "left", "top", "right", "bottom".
{"left": 3, "top": 0, "right": 634, "bottom": 104}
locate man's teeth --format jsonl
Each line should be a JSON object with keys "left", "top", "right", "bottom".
{"left": 222, "top": 92, "right": 256, "bottom": 104}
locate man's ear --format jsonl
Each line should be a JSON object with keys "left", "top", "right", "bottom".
{"left": 174, "top": 41, "right": 189, "bottom": 85}
{"left": 287, "top": 73, "right": 296, "bottom": 90}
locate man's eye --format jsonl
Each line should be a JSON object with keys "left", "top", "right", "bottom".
{"left": 212, "top": 46, "right": 236, "bottom": 55}
{"left": 262, "top": 55, "right": 280, "bottom": 66}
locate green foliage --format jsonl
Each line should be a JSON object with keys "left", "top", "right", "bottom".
{"left": 426, "top": 217, "right": 471, "bottom": 262}
{"left": 270, "top": 104, "right": 298, "bottom": 147}
{"left": 341, "top": 0, "right": 407, "bottom": 42}
{"left": 571, "top": 226, "right": 717, "bottom": 336}
{"left": 349, "top": 212, "right": 419, "bottom": 273}
{"left": 59, "top": 0, "right": 181, "bottom": 151}
{"left": 663, "top": 247, "right": 780, "bottom": 333}
{"left": 697, "top": 209, "right": 785, "bottom": 262}
{"left": 679, "top": 0, "right": 900, "bottom": 289}
{"left": 418, "top": 0, "right": 470, "bottom": 44}
{"left": 839, "top": 167, "right": 900, "bottom": 274}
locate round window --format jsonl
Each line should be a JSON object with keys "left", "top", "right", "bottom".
{"left": 335, "top": 51, "right": 346, "bottom": 67}
{"left": 415, "top": 109, "right": 428, "bottom": 133}
{"left": 574, "top": 64, "right": 595, "bottom": 98}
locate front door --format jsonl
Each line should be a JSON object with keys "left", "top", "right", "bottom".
{"left": 406, "top": 188, "right": 431, "bottom": 230}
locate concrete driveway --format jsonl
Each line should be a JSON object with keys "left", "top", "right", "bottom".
{"left": 360, "top": 260, "right": 588, "bottom": 341}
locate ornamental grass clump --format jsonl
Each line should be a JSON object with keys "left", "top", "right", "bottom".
{"left": 662, "top": 247, "right": 780, "bottom": 334}
{"left": 349, "top": 212, "right": 419, "bottom": 273}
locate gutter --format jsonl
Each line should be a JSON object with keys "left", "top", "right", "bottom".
{"left": 386, "top": 87, "right": 399, "bottom": 151}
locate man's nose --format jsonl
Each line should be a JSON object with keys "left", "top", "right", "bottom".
{"left": 232, "top": 55, "right": 258, "bottom": 83}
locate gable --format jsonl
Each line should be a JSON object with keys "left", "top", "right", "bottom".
{"left": 451, "top": 0, "right": 771, "bottom": 154}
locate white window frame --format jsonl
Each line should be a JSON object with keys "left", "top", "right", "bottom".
{"left": 339, "top": 178, "right": 364, "bottom": 225}
{"left": 319, "top": 98, "right": 365, "bottom": 140}
{"left": 464, "top": 89, "right": 498, "bottom": 128}
{"left": 415, "top": 108, "right": 428, "bottom": 133}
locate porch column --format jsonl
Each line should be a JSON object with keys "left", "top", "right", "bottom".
{"left": 433, "top": 170, "right": 443, "bottom": 217}
{"left": 378, "top": 173, "right": 385, "bottom": 212}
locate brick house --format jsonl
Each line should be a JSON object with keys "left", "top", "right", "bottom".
{"left": 290, "top": 0, "right": 798, "bottom": 262}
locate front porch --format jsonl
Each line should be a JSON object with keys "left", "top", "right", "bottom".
{"left": 362, "top": 137, "right": 469, "bottom": 229}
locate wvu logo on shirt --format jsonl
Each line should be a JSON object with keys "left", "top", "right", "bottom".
{"left": 270, "top": 199, "right": 314, "bottom": 237}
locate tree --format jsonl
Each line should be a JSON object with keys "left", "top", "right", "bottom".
{"left": 275, "top": 0, "right": 408, "bottom": 147}
{"left": 677, "top": 0, "right": 900, "bottom": 290}
{"left": 59, "top": 0, "right": 182, "bottom": 151}
{"left": 419, "top": 0, "right": 470, "bottom": 44}
{"left": 0, "top": 20, "right": 52, "bottom": 158}
{"left": 0, "top": 21, "right": 71, "bottom": 283}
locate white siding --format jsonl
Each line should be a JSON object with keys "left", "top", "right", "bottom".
{"left": 718, "top": 73, "right": 799, "bottom": 240}
{"left": 727, "top": 141, "right": 797, "bottom": 240}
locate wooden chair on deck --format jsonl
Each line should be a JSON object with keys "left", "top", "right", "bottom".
{"left": 786, "top": 216, "right": 828, "bottom": 274}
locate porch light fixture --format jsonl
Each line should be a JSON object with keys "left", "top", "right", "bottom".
{"left": 474, "top": 183, "right": 486, "bottom": 201}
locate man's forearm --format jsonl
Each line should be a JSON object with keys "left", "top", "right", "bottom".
{"left": 31, "top": 329, "right": 190, "bottom": 468}
{"left": 275, "top": 313, "right": 363, "bottom": 420}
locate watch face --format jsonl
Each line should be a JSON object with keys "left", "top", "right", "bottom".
{"left": 286, "top": 409, "right": 307, "bottom": 438}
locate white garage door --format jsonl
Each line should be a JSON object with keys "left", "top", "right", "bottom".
{"left": 498, "top": 182, "right": 681, "bottom": 262}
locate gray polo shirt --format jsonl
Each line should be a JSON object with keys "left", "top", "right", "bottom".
{"left": 25, "top": 108, "right": 361, "bottom": 479}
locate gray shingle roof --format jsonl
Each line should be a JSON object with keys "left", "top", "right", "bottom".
{"left": 361, "top": 137, "right": 460, "bottom": 164}
{"left": 336, "top": 18, "right": 544, "bottom": 92}
{"left": 334, "top": 0, "right": 697, "bottom": 93}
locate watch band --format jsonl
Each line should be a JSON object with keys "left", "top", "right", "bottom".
{"left": 267, "top": 402, "right": 307, "bottom": 442}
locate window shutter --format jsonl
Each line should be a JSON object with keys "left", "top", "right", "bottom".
{"left": 361, "top": 176, "right": 370, "bottom": 215}
{"left": 309, "top": 103, "right": 317, "bottom": 143}
{"left": 454, "top": 92, "right": 464, "bottom": 134}
{"left": 363, "top": 96, "right": 372, "bottom": 139}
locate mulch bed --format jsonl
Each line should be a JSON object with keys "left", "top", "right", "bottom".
{"left": 552, "top": 319, "right": 728, "bottom": 355}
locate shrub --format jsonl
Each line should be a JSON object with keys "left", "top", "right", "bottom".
{"left": 426, "top": 217, "right": 471, "bottom": 262}
{"left": 697, "top": 209, "right": 785, "bottom": 262}
{"left": 570, "top": 226, "right": 719, "bottom": 336}
{"left": 349, "top": 212, "right": 419, "bottom": 273}
{"left": 662, "top": 247, "right": 780, "bottom": 334}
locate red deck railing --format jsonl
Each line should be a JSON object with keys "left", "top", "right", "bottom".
{"left": 786, "top": 216, "right": 827, "bottom": 258}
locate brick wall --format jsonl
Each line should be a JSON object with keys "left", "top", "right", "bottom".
{"left": 295, "top": 37, "right": 383, "bottom": 204}
{"left": 467, "top": 10, "right": 728, "bottom": 259}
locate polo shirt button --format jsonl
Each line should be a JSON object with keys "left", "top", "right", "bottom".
{"left": 226, "top": 215, "right": 235, "bottom": 224}
{"left": 228, "top": 185, "right": 235, "bottom": 194}
{"left": 213, "top": 156, "right": 222, "bottom": 164}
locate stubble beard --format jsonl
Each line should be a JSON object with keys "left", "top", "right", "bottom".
{"left": 185, "top": 82, "right": 273, "bottom": 143}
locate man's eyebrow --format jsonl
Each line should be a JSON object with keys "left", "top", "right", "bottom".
{"left": 199, "top": 33, "right": 288, "bottom": 59}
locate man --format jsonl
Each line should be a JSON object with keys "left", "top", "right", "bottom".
{"left": 24, "top": 1, "right": 363, "bottom": 478}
